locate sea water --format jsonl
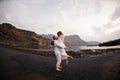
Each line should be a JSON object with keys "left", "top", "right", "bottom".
{"left": 79, "top": 45, "right": 120, "bottom": 50}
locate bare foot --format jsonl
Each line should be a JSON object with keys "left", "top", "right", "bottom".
{"left": 69, "top": 56, "right": 74, "bottom": 59}
{"left": 58, "top": 66, "right": 62, "bottom": 68}
{"left": 56, "top": 68, "right": 62, "bottom": 71}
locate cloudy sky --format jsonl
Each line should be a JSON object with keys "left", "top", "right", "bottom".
{"left": 0, "top": 0, "right": 120, "bottom": 42}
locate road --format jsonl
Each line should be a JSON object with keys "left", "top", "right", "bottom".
{"left": 0, "top": 46, "right": 120, "bottom": 80}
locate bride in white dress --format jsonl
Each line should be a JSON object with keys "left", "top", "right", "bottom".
{"left": 57, "top": 31, "right": 73, "bottom": 64}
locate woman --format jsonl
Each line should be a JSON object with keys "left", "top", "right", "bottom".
{"left": 57, "top": 31, "right": 73, "bottom": 65}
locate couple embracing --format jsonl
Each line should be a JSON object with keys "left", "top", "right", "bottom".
{"left": 52, "top": 31, "right": 73, "bottom": 71}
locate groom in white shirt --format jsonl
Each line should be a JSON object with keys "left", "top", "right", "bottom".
{"left": 52, "top": 35, "right": 65, "bottom": 71}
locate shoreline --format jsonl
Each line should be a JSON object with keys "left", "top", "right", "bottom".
{"left": 0, "top": 44, "right": 120, "bottom": 58}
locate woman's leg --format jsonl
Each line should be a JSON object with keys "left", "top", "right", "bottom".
{"left": 65, "top": 58, "right": 69, "bottom": 65}
{"left": 65, "top": 55, "right": 73, "bottom": 65}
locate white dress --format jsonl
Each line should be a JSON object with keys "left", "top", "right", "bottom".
{"left": 58, "top": 35, "right": 68, "bottom": 59}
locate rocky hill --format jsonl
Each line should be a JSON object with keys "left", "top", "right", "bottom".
{"left": 0, "top": 23, "right": 52, "bottom": 48}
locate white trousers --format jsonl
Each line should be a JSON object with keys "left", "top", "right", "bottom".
{"left": 55, "top": 53, "right": 61, "bottom": 67}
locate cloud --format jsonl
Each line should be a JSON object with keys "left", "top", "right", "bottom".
{"left": 0, "top": 0, "right": 120, "bottom": 42}
{"left": 0, "top": 0, "right": 54, "bottom": 31}
{"left": 93, "top": 17, "right": 120, "bottom": 42}
{"left": 112, "top": 7, "right": 120, "bottom": 20}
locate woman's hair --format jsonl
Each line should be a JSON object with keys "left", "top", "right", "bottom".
{"left": 57, "top": 31, "right": 63, "bottom": 36}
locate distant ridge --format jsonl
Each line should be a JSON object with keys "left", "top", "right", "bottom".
{"left": 99, "top": 39, "right": 120, "bottom": 46}
{"left": 41, "top": 34, "right": 54, "bottom": 40}
{"left": 41, "top": 34, "right": 88, "bottom": 46}
{"left": 87, "top": 41, "right": 100, "bottom": 46}
{"left": 0, "top": 23, "right": 52, "bottom": 48}
{"left": 41, "top": 34, "right": 100, "bottom": 47}
{"left": 64, "top": 35, "right": 88, "bottom": 46}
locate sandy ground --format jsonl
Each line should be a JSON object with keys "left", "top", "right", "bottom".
{"left": 0, "top": 46, "right": 120, "bottom": 80}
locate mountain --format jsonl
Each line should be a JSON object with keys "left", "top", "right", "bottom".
{"left": 99, "top": 39, "right": 120, "bottom": 46}
{"left": 64, "top": 35, "right": 88, "bottom": 46}
{"left": 41, "top": 34, "right": 88, "bottom": 46}
{"left": 41, "top": 34, "right": 53, "bottom": 40}
{"left": 87, "top": 41, "right": 100, "bottom": 46}
{"left": 0, "top": 23, "right": 52, "bottom": 48}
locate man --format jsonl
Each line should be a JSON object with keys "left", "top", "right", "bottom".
{"left": 52, "top": 35, "right": 65, "bottom": 71}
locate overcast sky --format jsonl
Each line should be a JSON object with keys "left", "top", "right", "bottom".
{"left": 0, "top": 0, "right": 120, "bottom": 42}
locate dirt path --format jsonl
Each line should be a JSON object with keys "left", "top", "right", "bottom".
{"left": 0, "top": 46, "right": 120, "bottom": 80}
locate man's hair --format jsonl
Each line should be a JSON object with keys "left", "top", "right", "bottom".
{"left": 53, "top": 35, "right": 55, "bottom": 40}
{"left": 51, "top": 41, "right": 54, "bottom": 46}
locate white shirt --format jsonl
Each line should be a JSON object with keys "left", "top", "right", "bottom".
{"left": 54, "top": 40, "right": 64, "bottom": 54}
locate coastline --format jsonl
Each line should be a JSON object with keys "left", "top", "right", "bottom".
{"left": 0, "top": 43, "right": 120, "bottom": 58}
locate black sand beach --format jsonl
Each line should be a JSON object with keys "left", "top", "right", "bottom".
{"left": 0, "top": 46, "right": 120, "bottom": 80}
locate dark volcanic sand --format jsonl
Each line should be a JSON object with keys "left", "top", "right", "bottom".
{"left": 0, "top": 46, "right": 120, "bottom": 80}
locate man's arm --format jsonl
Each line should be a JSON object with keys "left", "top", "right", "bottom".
{"left": 55, "top": 41, "right": 64, "bottom": 49}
